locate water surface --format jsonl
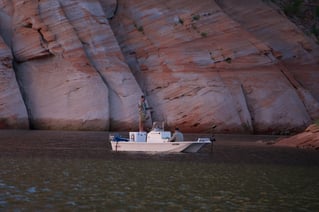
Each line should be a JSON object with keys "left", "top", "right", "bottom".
{"left": 0, "top": 157, "right": 318, "bottom": 211}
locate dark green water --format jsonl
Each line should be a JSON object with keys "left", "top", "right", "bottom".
{"left": 0, "top": 157, "right": 318, "bottom": 211}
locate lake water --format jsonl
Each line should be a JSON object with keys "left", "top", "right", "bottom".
{"left": 0, "top": 155, "right": 318, "bottom": 211}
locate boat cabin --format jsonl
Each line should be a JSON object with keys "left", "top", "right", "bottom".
{"left": 129, "top": 122, "right": 171, "bottom": 143}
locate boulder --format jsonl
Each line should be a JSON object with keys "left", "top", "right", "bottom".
{"left": 274, "top": 124, "right": 319, "bottom": 150}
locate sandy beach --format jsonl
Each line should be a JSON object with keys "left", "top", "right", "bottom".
{"left": 0, "top": 130, "right": 318, "bottom": 166}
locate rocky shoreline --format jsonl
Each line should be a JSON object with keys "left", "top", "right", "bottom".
{"left": 274, "top": 124, "right": 319, "bottom": 150}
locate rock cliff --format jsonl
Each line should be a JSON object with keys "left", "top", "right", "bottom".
{"left": 0, "top": 0, "right": 318, "bottom": 133}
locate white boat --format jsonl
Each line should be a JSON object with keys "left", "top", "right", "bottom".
{"left": 109, "top": 122, "right": 212, "bottom": 153}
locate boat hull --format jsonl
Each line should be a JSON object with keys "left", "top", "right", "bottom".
{"left": 110, "top": 141, "right": 211, "bottom": 153}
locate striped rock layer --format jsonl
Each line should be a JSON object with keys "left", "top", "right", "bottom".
{"left": 0, "top": 0, "right": 318, "bottom": 133}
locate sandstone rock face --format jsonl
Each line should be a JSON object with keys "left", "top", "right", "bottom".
{"left": 110, "top": 0, "right": 319, "bottom": 133}
{"left": 0, "top": 0, "right": 318, "bottom": 133}
{"left": 1, "top": 0, "right": 144, "bottom": 130}
{"left": 0, "top": 36, "right": 29, "bottom": 128}
{"left": 274, "top": 124, "right": 319, "bottom": 150}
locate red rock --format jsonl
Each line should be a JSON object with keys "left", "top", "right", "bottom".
{"left": 275, "top": 124, "right": 319, "bottom": 150}
{"left": 0, "top": 36, "right": 29, "bottom": 129}
{"left": 0, "top": 0, "right": 318, "bottom": 132}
